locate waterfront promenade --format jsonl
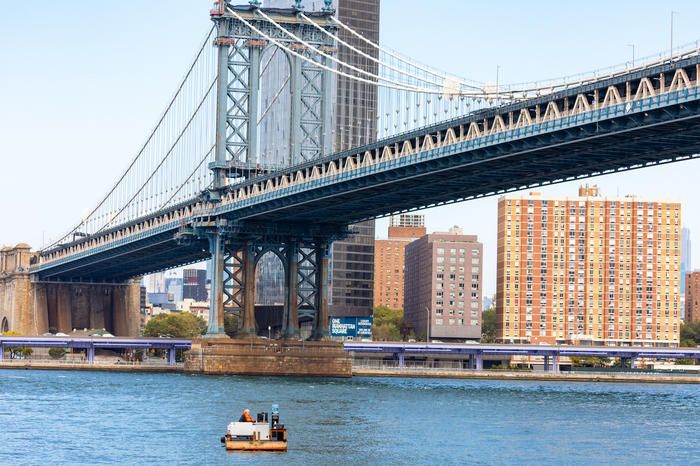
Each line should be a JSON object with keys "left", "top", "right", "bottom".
{"left": 3, "top": 356, "right": 700, "bottom": 384}
{"left": 0, "top": 359, "right": 181, "bottom": 373}
{"left": 353, "top": 367, "right": 700, "bottom": 384}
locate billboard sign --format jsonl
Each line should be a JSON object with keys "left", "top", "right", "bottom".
{"left": 330, "top": 316, "right": 373, "bottom": 338}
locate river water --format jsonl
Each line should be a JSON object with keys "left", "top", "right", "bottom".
{"left": 1, "top": 369, "right": 698, "bottom": 465}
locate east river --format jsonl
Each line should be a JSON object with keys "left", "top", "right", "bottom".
{"left": 1, "top": 369, "right": 699, "bottom": 465}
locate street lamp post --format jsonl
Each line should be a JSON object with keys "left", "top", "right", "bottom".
{"left": 268, "top": 325, "right": 271, "bottom": 340}
{"left": 627, "top": 44, "right": 635, "bottom": 67}
{"left": 670, "top": 11, "right": 678, "bottom": 58}
{"left": 424, "top": 306, "right": 431, "bottom": 342}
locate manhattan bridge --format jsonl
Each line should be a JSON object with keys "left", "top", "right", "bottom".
{"left": 22, "top": 0, "right": 700, "bottom": 339}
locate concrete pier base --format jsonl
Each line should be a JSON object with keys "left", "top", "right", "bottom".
{"left": 184, "top": 338, "right": 351, "bottom": 377}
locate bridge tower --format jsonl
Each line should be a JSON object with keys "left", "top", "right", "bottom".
{"left": 202, "top": 1, "right": 341, "bottom": 339}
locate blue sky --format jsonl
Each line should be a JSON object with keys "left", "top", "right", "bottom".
{"left": 2, "top": 1, "right": 700, "bottom": 297}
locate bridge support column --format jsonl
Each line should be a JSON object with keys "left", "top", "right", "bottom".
{"left": 168, "top": 348, "right": 177, "bottom": 366}
{"left": 398, "top": 351, "right": 405, "bottom": 369}
{"left": 0, "top": 344, "right": 4, "bottom": 361}
{"left": 543, "top": 355, "right": 550, "bottom": 372}
{"left": 284, "top": 241, "right": 300, "bottom": 339}
{"left": 475, "top": 353, "right": 483, "bottom": 370}
{"left": 629, "top": 355, "right": 636, "bottom": 369}
{"left": 312, "top": 242, "right": 330, "bottom": 340}
{"left": 211, "top": 13, "right": 231, "bottom": 193}
{"left": 552, "top": 354, "right": 560, "bottom": 374}
{"left": 620, "top": 357, "right": 629, "bottom": 368}
{"left": 242, "top": 242, "right": 257, "bottom": 335}
{"left": 289, "top": 54, "right": 302, "bottom": 164}
{"left": 87, "top": 346, "right": 95, "bottom": 364}
{"left": 205, "top": 232, "right": 226, "bottom": 337}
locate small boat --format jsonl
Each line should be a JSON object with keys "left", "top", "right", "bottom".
{"left": 221, "top": 404, "right": 287, "bottom": 452}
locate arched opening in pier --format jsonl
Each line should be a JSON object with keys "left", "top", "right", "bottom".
{"left": 255, "top": 251, "right": 285, "bottom": 339}
{"left": 1, "top": 317, "right": 9, "bottom": 333}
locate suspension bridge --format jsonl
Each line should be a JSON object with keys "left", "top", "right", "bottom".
{"left": 5, "top": 1, "right": 700, "bottom": 339}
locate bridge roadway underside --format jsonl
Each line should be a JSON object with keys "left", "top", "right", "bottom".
{"left": 38, "top": 229, "right": 210, "bottom": 281}
{"left": 37, "top": 95, "right": 700, "bottom": 281}
{"left": 237, "top": 105, "right": 700, "bottom": 224}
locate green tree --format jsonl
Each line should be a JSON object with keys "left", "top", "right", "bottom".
{"left": 48, "top": 348, "right": 67, "bottom": 359}
{"left": 680, "top": 321, "right": 700, "bottom": 347}
{"left": 224, "top": 313, "right": 240, "bottom": 338}
{"left": 570, "top": 356, "right": 612, "bottom": 368}
{"left": 143, "top": 312, "right": 207, "bottom": 338}
{"left": 2, "top": 331, "right": 33, "bottom": 359}
{"left": 481, "top": 308, "right": 497, "bottom": 343}
{"left": 372, "top": 306, "right": 403, "bottom": 341}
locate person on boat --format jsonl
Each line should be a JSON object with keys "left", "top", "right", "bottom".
{"left": 239, "top": 408, "right": 254, "bottom": 422}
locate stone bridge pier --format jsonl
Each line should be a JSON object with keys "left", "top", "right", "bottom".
{"left": 0, "top": 245, "right": 141, "bottom": 336}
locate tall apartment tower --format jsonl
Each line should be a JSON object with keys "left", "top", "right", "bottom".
{"left": 686, "top": 271, "right": 700, "bottom": 323}
{"left": 404, "top": 227, "right": 483, "bottom": 341}
{"left": 374, "top": 214, "right": 426, "bottom": 310}
{"left": 496, "top": 186, "right": 681, "bottom": 347}
{"left": 328, "top": 0, "right": 380, "bottom": 318}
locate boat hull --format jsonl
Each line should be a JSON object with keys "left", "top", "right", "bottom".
{"left": 225, "top": 439, "right": 287, "bottom": 451}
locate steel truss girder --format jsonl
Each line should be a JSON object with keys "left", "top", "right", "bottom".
{"left": 299, "top": 51, "right": 324, "bottom": 162}
{"left": 297, "top": 246, "right": 317, "bottom": 310}
{"left": 224, "top": 14, "right": 334, "bottom": 46}
{"left": 214, "top": 10, "right": 336, "bottom": 179}
{"left": 225, "top": 100, "right": 700, "bottom": 225}
{"left": 220, "top": 234, "right": 329, "bottom": 332}
{"left": 225, "top": 41, "right": 252, "bottom": 163}
{"left": 223, "top": 245, "right": 245, "bottom": 319}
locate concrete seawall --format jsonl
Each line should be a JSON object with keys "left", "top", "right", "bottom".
{"left": 353, "top": 367, "right": 700, "bottom": 384}
{"left": 0, "top": 361, "right": 181, "bottom": 373}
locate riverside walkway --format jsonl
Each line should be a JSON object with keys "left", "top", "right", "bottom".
{"left": 0, "top": 336, "right": 191, "bottom": 366}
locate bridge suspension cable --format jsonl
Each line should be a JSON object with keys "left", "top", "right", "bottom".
{"left": 44, "top": 26, "right": 218, "bottom": 251}
{"left": 328, "top": 15, "right": 485, "bottom": 92}
{"left": 229, "top": 7, "right": 496, "bottom": 97}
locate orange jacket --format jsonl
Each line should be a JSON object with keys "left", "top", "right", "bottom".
{"left": 239, "top": 411, "right": 254, "bottom": 422}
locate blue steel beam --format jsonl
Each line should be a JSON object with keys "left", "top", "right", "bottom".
{"left": 344, "top": 342, "right": 700, "bottom": 359}
{"left": 0, "top": 336, "right": 192, "bottom": 351}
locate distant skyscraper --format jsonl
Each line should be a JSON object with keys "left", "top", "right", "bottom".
{"left": 686, "top": 271, "right": 700, "bottom": 323}
{"left": 374, "top": 214, "right": 426, "bottom": 310}
{"left": 183, "top": 269, "right": 208, "bottom": 302}
{"left": 496, "top": 186, "right": 681, "bottom": 347}
{"left": 164, "top": 272, "right": 183, "bottom": 304}
{"left": 404, "top": 227, "right": 483, "bottom": 341}
{"left": 681, "top": 227, "right": 692, "bottom": 292}
{"left": 328, "top": 0, "right": 380, "bottom": 319}
{"left": 147, "top": 272, "right": 166, "bottom": 294}
{"left": 256, "top": 254, "right": 285, "bottom": 305}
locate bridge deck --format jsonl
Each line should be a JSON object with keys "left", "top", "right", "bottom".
{"left": 33, "top": 54, "right": 700, "bottom": 280}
